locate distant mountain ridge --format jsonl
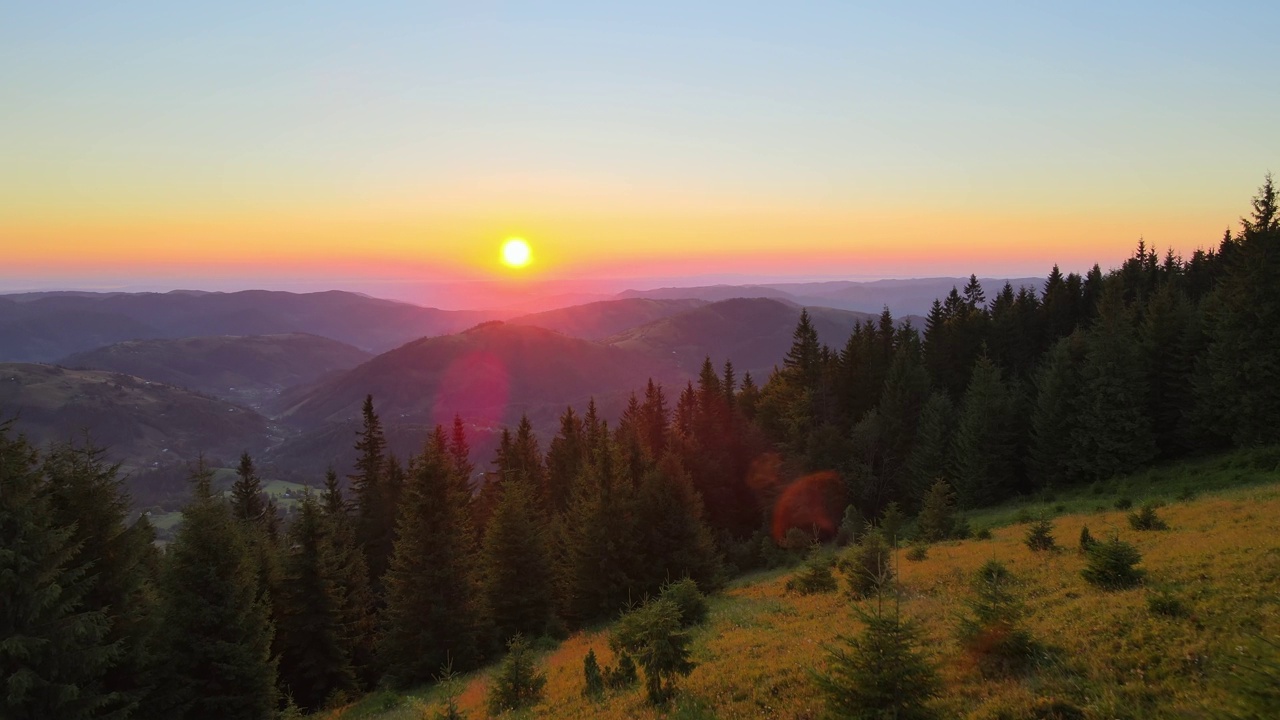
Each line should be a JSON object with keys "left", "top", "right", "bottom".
{"left": 0, "top": 289, "right": 495, "bottom": 362}
{"left": 618, "top": 276, "right": 1043, "bottom": 316}
{"left": 507, "top": 298, "right": 709, "bottom": 340}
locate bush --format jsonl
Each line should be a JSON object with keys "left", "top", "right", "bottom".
{"left": 582, "top": 649, "right": 604, "bottom": 699}
{"left": 1014, "top": 508, "right": 1033, "bottom": 524}
{"left": 815, "top": 607, "right": 940, "bottom": 720}
{"left": 602, "top": 653, "right": 637, "bottom": 690}
{"left": 486, "top": 635, "right": 546, "bottom": 716}
{"left": 1147, "top": 588, "right": 1186, "bottom": 618}
{"left": 1081, "top": 537, "right": 1145, "bottom": 590}
{"left": 916, "top": 480, "right": 958, "bottom": 542}
{"left": 836, "top": 504, "right": 863, "bottom": 546}
{"left": 1128, "top": 503, "right": 1168, "bottom": 531}
{"left": 1078, "top": 525, "right": 1097, "bottom": 553}
{"left": 659, "top": 578, "right": 708, "bottom": 627}
{"left": 782, "top": 526, "right": 813, "bottom": 552}
{"left": 974, "top": 527, "right": 993, "bottom": 541}
{"left": 786, "top": 553, "right": 838, "bottom": 595}
{"left": 1114, "top": 497, "right": 1133, "bottom": 510}
{"left": 611, "top": 598, "right": 696, "bottom": 705}
{"left": 1024, "top": 516, "right": 1056, "bottom": 552}
{"left": 905, "top": 544, "right": 929, "bottom": 562}
{"left": 838, "top": 529, "right": 894, "bottom": 599}
{"left": 957, "top": 560, "right": 1036, "bottom": 677}
{"left": 879, "top": 502, "right": 907, "bottom": 545}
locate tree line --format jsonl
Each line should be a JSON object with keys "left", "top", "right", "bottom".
{"left": 2, "top": 177, "right": 1275, "bottom": 719}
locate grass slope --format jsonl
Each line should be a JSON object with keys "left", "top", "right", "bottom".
{"left": 325, "top": 448, "right": 1280, "bottom": 719}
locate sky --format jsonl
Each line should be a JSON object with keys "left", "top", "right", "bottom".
{"left": 2, "top": 2, "right": 1277, "bottom": 304}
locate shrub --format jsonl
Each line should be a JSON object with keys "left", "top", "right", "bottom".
{"left": 838, "top": 528, "right": 894, "bottom": 599}
{"left": 602, "top": 653, "right": 637, "bottom": 689}
{"left": 836, "top": 504, "right": 863, "bottom": 546}
{"left": 782, "top": 526, "right": 813, "bottom": 552}
{"left": 486, "top": 635, "right": 546, "bottom": 716}
{"left": 786, "top": 553, "right": 838, "bottom": 595}
{"left": 1114, "top": 497, "right": 1133, "bottom": 510}
{"left": 957, "top": 560, "right": 1037, "bottom": 677}
{"left": 611, "top": 598, "right": 696, "bottom": 705}
{"left": 1147, "top": 588, "right": 1186, "bottom": 618}
{"left": 1128, "top": 503, "right": 1168, "bottom": 531}
{"left": 905, "top": 544, "right": 929, "bottom": 562}
{"left": 1024, "top": 516, "right": 1056, "bottom": 552}
{"left": 659, "top": 578, "right": 708, "bottom": 627}
{"left": 879, "top": 502, "right": 907, "bottom": 545}
{"left": 815, "top": 606, "right": 940, "bottom": 720}
{"left": 916, "top": 480, "right": 958, "bottom": 542}
{"left": 582, "top": 649, "right": 604, "bottom": 699}
{"left": 1081, "top": 537, "right": 1145, "bottom": 590}
{"left": 1078, "top": 525, "right": 1097, "bottom": 553}
{"left": 1014, "top": 508, "right": 1033, "bottom": 524}
{"left": 974, "top": 527, "right": 993, "bottom": 541}
{"left": 1054, "top": 503, "right": 1067, "bottom": 514}
{"left": 1176, "top": 486, "right": 1197, "bottom": 502}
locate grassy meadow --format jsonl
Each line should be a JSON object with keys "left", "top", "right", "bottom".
{"left": 324, "top": 448, "right": 1280, "bottom": 719}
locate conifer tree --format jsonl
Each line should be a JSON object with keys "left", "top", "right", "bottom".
{"left": 951, "top": 357, "right": 1020, "bottom": 507}
{"left": 632, "top": 455, "right": 723, "bottom": 594}
{"left": 379, "top": 443, "right": 485, "bottom": 687}
{"left": 906, "top": 392, "right": 955, "bottom": 500}
{"left": 545, "top": 406, "right": 585, "bottom": 514}
{"left": 916, "top": 480, "right": 958, "bottom": 542}
{"left": 1, "top": 425, "right": 117, "bottom": 720}
{"left": 275, "top": 494, "right": 357, "bottom": 712}
{"left": 611, "top": 598, "right": 697, "bottom": 705}
{"left": 1029, "top": 335, "right": 1086, "bottom": 487}
{"left": 482, "top": 479, "right": 556, "bottom": 643}
{"left": 231, "top": 451, "right": 266, "bottom": 526}
{"left": 784, "top": 308, "right": 822, "bottom": 388}
{"left": 155, "top": 460, "right": 278, "bottom": 720}
{"left": 815, "top": 604, "right": 939, "bottom": 720}
{"left": 448, "top": 415, "right": 475, "bottom": 499}
{"left": 41, "top": 440, "right": 161, "bottom": 719}
{"left": 350, "top": 395, "right": 393, "bottom": 590}
{"left": 640, "top": 379, "right": 671, "bottom": 457}
{"left": 317, "top": 468, "right": 377, "bottom": 686}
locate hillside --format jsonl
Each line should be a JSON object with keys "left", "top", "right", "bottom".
{"left": 0, "top": 289, "right": 494, "bottom": 361}
{"left": 60, "top": 333, "right": 372, "bottom": 408}
{"left": 276, "top": 321, "right": 686, "bottom": 435}
{"left": 0, "top": 363, "right": 276, "bottom": 470}
{"left": 333, "top": 449, "right": 1280, "bottom": 719}
{"left": 605, "top": 297, "right": 877, "bottom": 378}
{"left": 508, "top": 298, "right": 709, "bottom": 340}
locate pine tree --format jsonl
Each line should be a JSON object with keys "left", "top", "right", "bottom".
{"left": 275, "top": 494, "right": 357, "bottom": 712}
{"left": 482, "top": 479, "right": 556, "bottom": 643}
{"left": 1029, "top": 335, "right": 1086, "bottom": 487}
{"left": 317, "top": 468, "right": 377, "bottom": 687}
{"left": 41, "top": 440, "right": 161, "bottom": 719}
{"left": 231, "top": 451, "right": 266, "bottom": 526}
{"left": 379, "top": 444, "right": 485, "bottom": 687}
{"left": 448, "top": 415, "right": 475, "bottom": 499}
{"left": 916, "top": 480, "right": 958, "bottom": 542}
{"left": 545, "top": 407, "right": 585, "bottom": 515}
{"left": 815, "top": 605, "right": 939, "bottom": 720}
{"left": 155, "top": 460, "right": 278, "bottom": 720}
{"left": 611, "top": 598, "right": 697, "bottom": 705}
{"left": 784, "top": 308, "right": 822, "bottom": 388}
{"left": 486, "top": 635, "right": 546, "bottom": 715}
{"left": 350, "top": 395, "right": 393, "bottom": 591}
{"left": 951, "top": 357, "right": 1020, "bottom": 507}
{"left": 631, "top": 455, "right": 723, "bottom": 594}
{"left": 906, "top": 392, "right": 955, "bottom": 500}
{"left": 957, "top": 560, "right": 1035, "bottom": 677}
{"left": 0, "top": 425, "right": 117, "bottom": 720}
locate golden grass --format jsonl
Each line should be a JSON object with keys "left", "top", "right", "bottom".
{"left": 330, "top": 481, "right": 1280, "bottom": 719}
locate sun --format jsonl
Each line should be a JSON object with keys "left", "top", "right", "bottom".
{"left": 501, "top": 237, "right": 532, "bottom": 268}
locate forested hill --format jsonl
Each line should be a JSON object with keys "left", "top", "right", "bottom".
{"left": 2, "top": 179, "right": 1276, "bottom": 719}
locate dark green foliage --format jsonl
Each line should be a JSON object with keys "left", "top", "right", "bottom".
{"left": 786, "top": 553, "right": 839, "bottom": 595}
{"left": 1079, "top": 525, "right": 1097, "bottom": 553}
{"left": 1114, "top": 496, "right": 1133, "bottom": 510}
{"left": 611, "top": 598, "right": 697, "bottom": 705}
{"left": 274, "top": 494, "right": 358, "bottom": 712}
{"left": 351, "top": 395, "right": 395, "bottom": 591}
{"left": 482, "top": 479, "right": 556, "bottom": 643}
{"left": 905, "top": 544, "right": 929, "bottom": 562}
{"left": 1024, "top": 516, "right": 1056, "bottom": 551}
{"left": 379, "top": 441, "right": 485, "bottom": 687}
{"left": 957, "top": 560, "right": 1036, "bottom": 677}
{"left": 0, "top": 425, "right": 117, "bottom": 720}
{"left": 815, "top": 606, "right": 940, "bottom": 720}
{"left": 230, "top": 451, "right": 266, "bottom": 526}
{"left": 835, "top": 504, "right": 862, "bottom": 546}
{"left": 878, "top": 501, "right": 906, "bottom": 544}
{"left": 907, "top": 393, "right": 955, "bottom": 499}
{"left": 632, "top": 457, "right": 724, "bottom": 596}
{"left": 1081, "top": 537, "right": 1145, "bottom": 589}
{"left": 603, "top": 653, "right": 638, "bottom": 690}
{"left": 916, "top": 480, "right": 958, "bottom": 542}
{"left": 582, "top": 649, "right": 605, "bottom": 699}
{"left": 952, "top": 357, "right": 1021, "bottom": 507}
{"left": 1029, "top": 335, "right": 1086, "bottom": 487}
{"left": 154, "top": 460, "right": 278, "bottom": 720}
{"left": 975, "top": 527, "right": 993, "bottom": 540}
{"left": 838, "top": 528, "right": 894, "bottom": 599}
{"left": 659, "top": 578, "right": 709, "bottom": 627}
{"left": 486, "top": 635, "right": 546, "bottom": 716}
{"left": 1128, "top": 502, "right": 1168, "bottom": 531}
{"left": 41, "top": 440, "right": 161, "bottom": 719}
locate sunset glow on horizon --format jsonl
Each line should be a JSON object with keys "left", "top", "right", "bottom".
{"left": 2, "top": 3, "right": 1277, "bottom": 296}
